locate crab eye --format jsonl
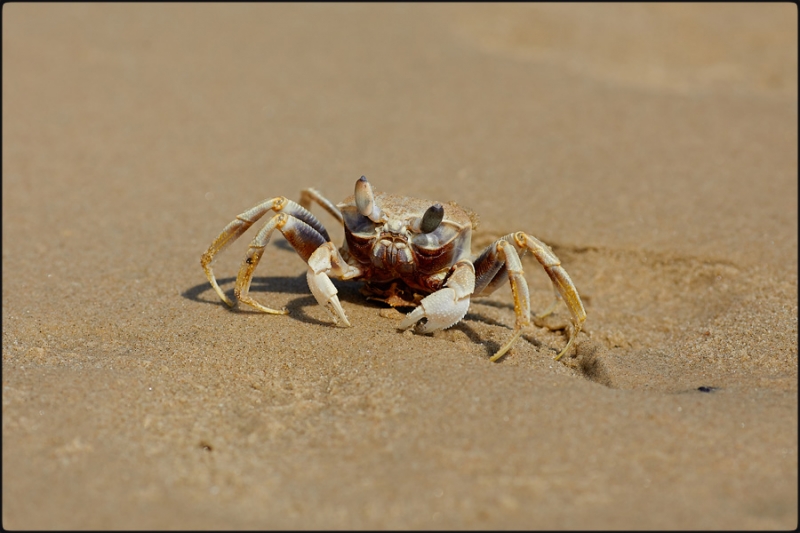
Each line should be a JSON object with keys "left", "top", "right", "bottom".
{"left": 354, "top": 175, "right": 385, "bottom": 223}
{"left": 419, "top": 203, "right": 444, "bottom": 234}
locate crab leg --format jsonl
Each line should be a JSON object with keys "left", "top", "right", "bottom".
{"left": 299, "top": 187, "right": 344, "bottom": 226}
{"left": 473, "top": 233, "right": 586, "bottom": 361}
{"left": 484, "top": 240, "right": 532, "bottom": 362}
{"left": 514, "top": 232, "right": 585, "bottom": 360}
{"left": 398, "top": 260, "right": 475, "bottom": 333}
{"left": 201, "top": 197, "right": 330, "bottom": 306}
{"left": 230, "top": 213, "right": 325, "bottom": 313}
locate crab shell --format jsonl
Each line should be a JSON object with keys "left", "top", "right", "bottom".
{"left": 336, "top": 192, "right": 476, "bottom": 306}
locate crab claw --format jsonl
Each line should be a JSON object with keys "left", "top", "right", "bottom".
{"left": 399, "top": 287, "right": 470, "bottom": 333}
{"left": 307, "top": 269, "right": 351, "bottom": 327}
{"left": 400, "top": 261, "right": 475, "bottom": 333}
{"left": 306, "top": 243, "right": 356, "bottom": 327}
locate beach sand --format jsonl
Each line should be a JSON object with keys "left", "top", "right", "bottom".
{"left": 2, "top": 4, "right": 797, "bottom": 529}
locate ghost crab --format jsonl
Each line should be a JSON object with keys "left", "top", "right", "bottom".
{"left": 201, "top": 176, "right": 586, "bottom": 361}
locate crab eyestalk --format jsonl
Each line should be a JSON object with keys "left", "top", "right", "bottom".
{"left": 417, "top": 203, "right": 444, "bottom": 233}
{"left": 355, "top": 176, "right": 385, "bottom": 223}
{"left": 419, "top": 204, "right": 444, "bottom": 233}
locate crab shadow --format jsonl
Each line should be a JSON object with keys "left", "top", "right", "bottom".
{"left": 182, "top": 273, "right": 374, "bottom": 327}
{"left": 449, "top": 320, "right": 503, "bottom": 357}
{"left": 185, "top": 275, "right": 529, "bottom": 354}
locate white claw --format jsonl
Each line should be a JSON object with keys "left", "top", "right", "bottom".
{"left": 307, "top": 270, "right": 351, "bottom": 327}
{"left": 399, "top": 288, "right": 470, "bottom": 333}
{"left": 305, "top": 242, "right": 362, "bottom": 327}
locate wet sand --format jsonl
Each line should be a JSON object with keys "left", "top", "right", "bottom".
{"left": 2, "top": 4, "right": 797, "bottom": 529}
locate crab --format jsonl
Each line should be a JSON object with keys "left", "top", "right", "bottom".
{"left": 201, "top": 176, "right": 586, "bottom": 361}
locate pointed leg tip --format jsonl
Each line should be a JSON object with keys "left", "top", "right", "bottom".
{"left": 489, "top": 343, "right": 512, "bottom": 362}
{"left": 243, "top": 300, "right": 290, "bottom": 315}
{"left": 490, "top": 328, "right": 524, "bottom": 362}
{"left": 488, "top": 351, "right": 506, "bottom": 363}
{"left": 554, "top": 333, "right": 578, "bottom": 361}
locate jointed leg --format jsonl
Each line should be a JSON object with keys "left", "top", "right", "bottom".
{"left": 233, "top": 213, "right": 330, "bottom": 314}
{"left": 472, "top": 233, "right": 586, "bottom": 361}
{"left": 512, "top": 232, "right": 585, "bottom": 360}
{"left": 201, "top": 196, "right": 330, "bottom": 306}
{"left": 493, "top": 240, "right": 535, "bottom": 361}
{"left": 473, "top": 239, "right": 531, "bottom": 362}
{"left": 300, "top": 187, "right": 344, "bottom": 226}
{"left": 473, "top": 237, "right": 527, "bottom": 360}
{"left": 208, "top": 205, "right": 362, "bottom": 324}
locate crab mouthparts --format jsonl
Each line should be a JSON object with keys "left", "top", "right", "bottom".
{"left": 380, "top": 233, "right": 408, "bottom": 243}
{"left": 372, "top": 236, "right": 414, "bottom": 269}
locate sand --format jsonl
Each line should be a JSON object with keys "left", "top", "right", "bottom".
{"left": 2, "top": 4, "right": 797, "bottom": 529}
